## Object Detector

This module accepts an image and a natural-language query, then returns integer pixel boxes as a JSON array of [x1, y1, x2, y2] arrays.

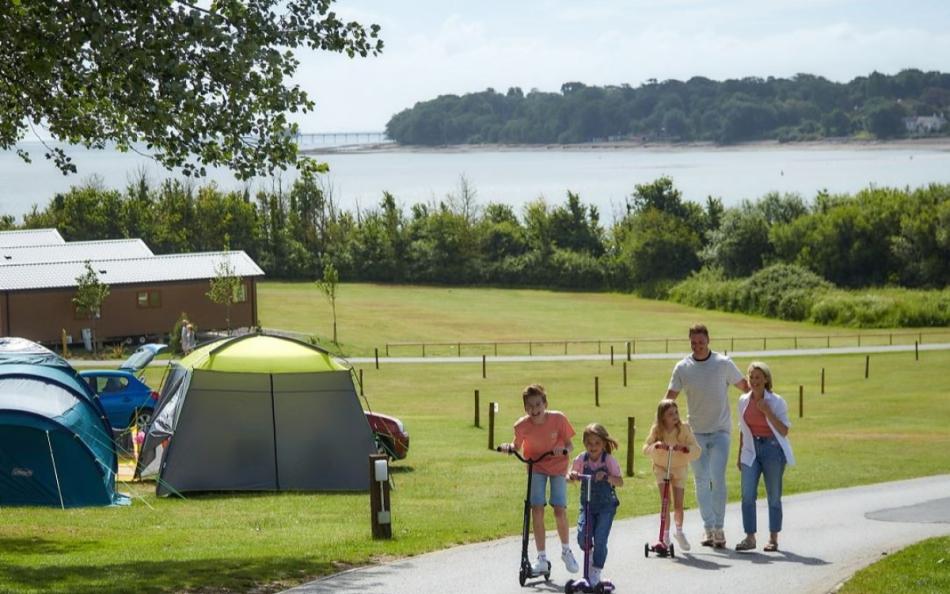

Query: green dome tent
[[136, 334, 376, 495]]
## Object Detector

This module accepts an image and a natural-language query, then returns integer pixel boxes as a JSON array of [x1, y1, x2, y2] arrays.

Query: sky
[[293, 0, 950, 132]]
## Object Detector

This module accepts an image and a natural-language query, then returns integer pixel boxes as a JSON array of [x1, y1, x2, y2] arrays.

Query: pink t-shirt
[[571, 452, 622, 478], [743, 401, 774, 437], [513, 411, 575, 476]]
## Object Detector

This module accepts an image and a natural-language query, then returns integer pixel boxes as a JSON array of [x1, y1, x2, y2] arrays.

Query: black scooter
[[497, 445, 568, 587]]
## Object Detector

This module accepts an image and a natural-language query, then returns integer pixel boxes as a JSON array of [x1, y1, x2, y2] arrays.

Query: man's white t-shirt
[[667, 352, 744, 433]]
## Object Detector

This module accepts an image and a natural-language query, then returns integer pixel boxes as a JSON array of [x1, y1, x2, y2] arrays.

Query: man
[[666, 324, 749, 548]]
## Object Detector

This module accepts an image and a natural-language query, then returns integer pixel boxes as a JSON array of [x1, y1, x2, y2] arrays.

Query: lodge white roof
[[0, 228, 65, 247], [0, 239, 154, 265], [0, 251, 265, 291]]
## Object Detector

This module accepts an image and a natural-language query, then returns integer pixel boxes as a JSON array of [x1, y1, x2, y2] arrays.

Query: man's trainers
[[532, 556, 550, 575], [713, 528, 727, 548], [561, 548, 579, 573], [700, 530, 714, 547], [674, 530, 691, 552]]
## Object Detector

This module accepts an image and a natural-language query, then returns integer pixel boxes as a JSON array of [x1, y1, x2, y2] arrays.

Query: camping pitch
[[137, 334, 377, 495], [0, 337, 122, 507]]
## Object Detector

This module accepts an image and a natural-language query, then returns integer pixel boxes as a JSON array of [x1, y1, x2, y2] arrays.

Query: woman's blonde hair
[[583, 423, 619, 454], [747, 361, 773, 391]]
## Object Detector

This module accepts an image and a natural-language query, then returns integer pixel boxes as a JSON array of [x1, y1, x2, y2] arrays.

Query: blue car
[[80, 344, 167, 432]]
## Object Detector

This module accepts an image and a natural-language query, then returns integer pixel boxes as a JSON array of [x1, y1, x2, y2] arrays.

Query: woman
[[735, 361, 795, 552]]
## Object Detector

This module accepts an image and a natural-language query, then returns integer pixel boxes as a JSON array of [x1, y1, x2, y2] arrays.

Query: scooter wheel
[[565, 581, 574, 594], [519, 567, 527, 587], [644, 542, 650, 557], [670, 542, 676, 558], [544, 560, 551, 581]]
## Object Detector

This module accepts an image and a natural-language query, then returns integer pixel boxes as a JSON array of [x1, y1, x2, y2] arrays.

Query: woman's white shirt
[[737, 390, 796, 467]]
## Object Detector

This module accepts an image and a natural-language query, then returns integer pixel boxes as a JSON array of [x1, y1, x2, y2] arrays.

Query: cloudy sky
[[293, 0, 950, 132]]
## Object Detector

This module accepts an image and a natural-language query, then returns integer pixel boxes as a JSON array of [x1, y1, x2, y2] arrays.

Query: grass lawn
[[257, 282, 950, 357], [2, 348, 949, 593], [838, 536, 950, 594]]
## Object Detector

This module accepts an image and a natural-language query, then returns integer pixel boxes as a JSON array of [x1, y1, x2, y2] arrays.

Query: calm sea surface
[[2, 142, 950, 221]]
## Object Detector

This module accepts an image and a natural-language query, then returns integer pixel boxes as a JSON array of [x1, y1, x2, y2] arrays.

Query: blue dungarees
[[576, 452, 620, 570]]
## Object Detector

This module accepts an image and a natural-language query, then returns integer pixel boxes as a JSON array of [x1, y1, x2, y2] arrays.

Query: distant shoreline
[[302, 136, 950, 155]]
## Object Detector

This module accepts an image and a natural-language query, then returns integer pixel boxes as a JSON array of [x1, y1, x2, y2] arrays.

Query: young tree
[[73, 261, 110, 355], [1, 1, 382, 178], [316, 262, 340, 344], [206, 255, 243, 335]]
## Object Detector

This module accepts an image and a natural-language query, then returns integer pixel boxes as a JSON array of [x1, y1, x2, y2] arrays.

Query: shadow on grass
[[390, 465, 415, 474], [0, 537, 95, 556], [0, 554, 336, 594]]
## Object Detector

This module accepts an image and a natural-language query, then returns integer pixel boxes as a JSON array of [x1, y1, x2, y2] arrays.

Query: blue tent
[[0, 338, 120, 507]]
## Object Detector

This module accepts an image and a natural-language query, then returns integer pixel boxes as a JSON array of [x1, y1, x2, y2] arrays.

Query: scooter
[[644, 442, 678, 559], [565, 473, 615, 594], [497, 445, 568, 587]]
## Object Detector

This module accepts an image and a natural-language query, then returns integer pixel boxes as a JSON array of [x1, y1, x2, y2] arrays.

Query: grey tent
[[136, 334, 376, 495]]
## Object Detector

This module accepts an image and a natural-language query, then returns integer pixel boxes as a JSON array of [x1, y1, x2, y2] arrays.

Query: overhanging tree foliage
[[0, 0, 382, 178]]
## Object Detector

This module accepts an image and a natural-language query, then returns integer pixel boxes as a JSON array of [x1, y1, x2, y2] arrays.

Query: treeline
[[10, 174, 949, 326], [385, 69, 950, 145]]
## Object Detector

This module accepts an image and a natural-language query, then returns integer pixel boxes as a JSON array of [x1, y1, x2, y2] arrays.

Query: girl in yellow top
[[643, 398, 701, 550]]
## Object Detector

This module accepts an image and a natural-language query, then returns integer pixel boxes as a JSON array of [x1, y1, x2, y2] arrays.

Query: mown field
[[2, 344, 949, 593], [256, 282, 950, 357]]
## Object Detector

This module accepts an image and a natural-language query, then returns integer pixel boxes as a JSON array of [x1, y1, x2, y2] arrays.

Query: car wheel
[[132, 408, 153, 433]]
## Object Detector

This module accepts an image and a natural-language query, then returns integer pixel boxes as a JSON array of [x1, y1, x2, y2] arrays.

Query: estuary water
[[2, 141, 949, 221]]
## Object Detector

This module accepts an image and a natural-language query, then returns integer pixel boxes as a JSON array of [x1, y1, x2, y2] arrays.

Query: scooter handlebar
[[496, 445, 568, 464]]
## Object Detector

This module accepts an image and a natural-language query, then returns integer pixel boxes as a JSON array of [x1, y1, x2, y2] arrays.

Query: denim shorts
[[530, 472, 567, 507]]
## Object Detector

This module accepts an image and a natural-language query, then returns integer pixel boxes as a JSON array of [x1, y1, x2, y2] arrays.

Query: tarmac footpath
[[283, 474, 950, 594]]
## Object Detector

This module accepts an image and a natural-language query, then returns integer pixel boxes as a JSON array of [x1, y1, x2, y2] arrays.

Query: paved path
[[66, 342, 950, 368], [283, 474, 950, 594]]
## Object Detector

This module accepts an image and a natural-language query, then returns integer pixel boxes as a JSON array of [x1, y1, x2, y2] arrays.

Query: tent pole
[[45, 431, 66, 510]]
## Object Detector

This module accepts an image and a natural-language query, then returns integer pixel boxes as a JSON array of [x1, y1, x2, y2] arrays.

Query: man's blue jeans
[[690, 431, 731, 530], [740, 437, 787, 534]]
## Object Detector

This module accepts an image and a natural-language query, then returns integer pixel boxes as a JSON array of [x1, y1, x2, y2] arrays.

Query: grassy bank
[[2, 349, 949, 593], [838, 536, 950, 593], [256, 282, 949, 357]]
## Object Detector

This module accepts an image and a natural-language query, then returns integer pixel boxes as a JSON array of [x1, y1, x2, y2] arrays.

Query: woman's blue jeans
[[740, 437, 787, 534]]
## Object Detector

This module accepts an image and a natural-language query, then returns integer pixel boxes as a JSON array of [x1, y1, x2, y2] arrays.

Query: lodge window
[[136, 290, 162, 308]]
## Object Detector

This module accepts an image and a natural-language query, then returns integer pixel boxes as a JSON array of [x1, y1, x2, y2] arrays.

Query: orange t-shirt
[[513, 411, 575, 476], [743, 400, 774, 437]]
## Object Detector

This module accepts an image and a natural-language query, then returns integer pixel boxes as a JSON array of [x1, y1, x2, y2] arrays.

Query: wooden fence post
[[594, 377, 600, 407], [865, 355, 869, 379], [482, 354, 486, 379], [623, 361, 628, 387], [374, 347, 379, 369], [359, 369, 364, 396], [821, 368, 825, 394], [610, 345, 614, 366], [474, 390, 480, 427], [799, 385, 803, 418], [488, 402, 497, 450], [626, 341, 631, 361], [626, 417, 636, 477], [915, 341, 919, 361]]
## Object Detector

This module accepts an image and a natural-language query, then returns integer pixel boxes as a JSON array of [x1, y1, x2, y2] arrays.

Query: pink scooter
[[644, 443, 686, 559], [565, 473, 615, 593]]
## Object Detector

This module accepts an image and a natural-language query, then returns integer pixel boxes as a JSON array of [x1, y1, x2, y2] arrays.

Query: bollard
[[610, 345, 614, 366], [482, 354, 486, 379], [821, 368, 825, 394], [865, 355, 869, 379], [799, 385, 803, 418], [488, 402, 498, 450], [623, 361, 628, 387], [626, 417, 636, 477], [594, 377, 600, 407], [474, 390, 480, 428], [369, 454, 392, 539], [374, 347, 380, 370]]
